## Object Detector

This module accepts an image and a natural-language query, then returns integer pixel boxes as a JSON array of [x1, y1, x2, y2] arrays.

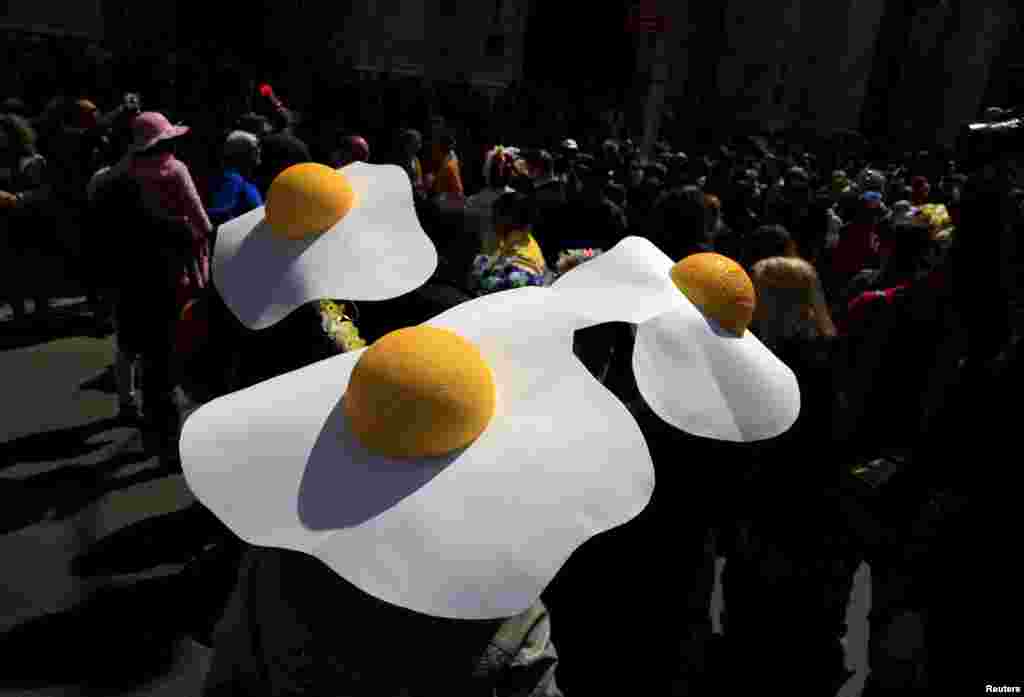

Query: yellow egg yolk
[[670, 252, 756, 335], [265, 163, 357, 240], [343, 326, 497, 458]]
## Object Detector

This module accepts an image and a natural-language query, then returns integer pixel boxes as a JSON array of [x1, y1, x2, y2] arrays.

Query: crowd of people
[[1, 79, 1022, 696]]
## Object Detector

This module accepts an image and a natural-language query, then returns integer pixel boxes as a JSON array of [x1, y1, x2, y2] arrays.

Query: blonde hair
[[750, 256, 836, 343]]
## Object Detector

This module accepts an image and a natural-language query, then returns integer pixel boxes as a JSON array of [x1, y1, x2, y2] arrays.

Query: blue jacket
[[207, 169, 263, 227]]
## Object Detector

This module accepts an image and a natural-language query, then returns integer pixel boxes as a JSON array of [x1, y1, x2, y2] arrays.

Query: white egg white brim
[[551, 236, 680, 324], [213, 161, 438, 330], [553, 236, 800, 442], [634, 309, 800, 441], [180, 287, 654, 620]]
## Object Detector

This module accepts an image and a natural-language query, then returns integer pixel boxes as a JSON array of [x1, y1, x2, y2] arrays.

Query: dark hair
[[400, 129, 422, 147], [1, 98, 29, 118], [747, 224, 794, 267], [236, 113, 272, 136], [523, 149, 553, 175], [604, 181, 627, 207], [649, 186, 707, 259], [877, 220, 933, 274], [0, 113, 37, 155], [493, 191, 533, 228]]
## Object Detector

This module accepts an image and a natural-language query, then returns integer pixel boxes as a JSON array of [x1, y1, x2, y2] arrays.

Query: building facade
[[328, 0, 530, 88], [3, 0, 1018, 146]]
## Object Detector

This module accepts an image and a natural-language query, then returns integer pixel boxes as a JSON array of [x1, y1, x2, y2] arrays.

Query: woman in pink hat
[[94, 111, 213, 299]]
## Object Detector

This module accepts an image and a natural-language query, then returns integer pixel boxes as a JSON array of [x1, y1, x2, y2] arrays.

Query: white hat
[[181, 287, 654, 619], [223, 129, 260, 159], [552, 236, 800, 442], [213, 161, 438, 329]]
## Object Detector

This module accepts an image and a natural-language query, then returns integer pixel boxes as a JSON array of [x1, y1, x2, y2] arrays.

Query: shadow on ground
[[0, 304, 111, 352], [0, 451, 176, 535], [78, 364, 118, 395], [0, 417, 124, 471], [0, 545, 243, 692], [0, 574, 190, 693], [70, 503, 234, 578]]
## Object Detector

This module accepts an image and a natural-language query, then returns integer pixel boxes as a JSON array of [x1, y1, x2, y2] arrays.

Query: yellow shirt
[[496, 227, 547, 276]]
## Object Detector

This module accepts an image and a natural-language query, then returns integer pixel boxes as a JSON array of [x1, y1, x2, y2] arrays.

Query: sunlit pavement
[[0, 303, 211, 695], [0, 299, 871, 696]]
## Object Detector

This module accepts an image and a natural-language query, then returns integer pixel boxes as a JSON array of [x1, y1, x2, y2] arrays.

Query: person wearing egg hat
[[187, 162, 655, 694], [543, 238, 801, 694]]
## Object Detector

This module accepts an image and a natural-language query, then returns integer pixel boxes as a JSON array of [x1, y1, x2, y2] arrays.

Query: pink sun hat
[[130, 111, 190, 152]]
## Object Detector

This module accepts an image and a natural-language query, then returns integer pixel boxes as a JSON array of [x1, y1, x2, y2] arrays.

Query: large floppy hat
[[213, 161, 438, 329], [180, 286, 654, 619], [552, 236, 800, 442], [130, 111, 190, 152]]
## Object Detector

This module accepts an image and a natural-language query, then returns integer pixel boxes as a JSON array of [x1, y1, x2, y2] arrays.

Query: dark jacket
[[203, 547, 563, 696], [355, 261, 474, 344], [543, 394, 754, 695], [255, 133, 312, 197]]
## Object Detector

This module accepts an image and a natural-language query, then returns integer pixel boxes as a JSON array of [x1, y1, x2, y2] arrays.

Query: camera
[[957, 106, 1024, 177]]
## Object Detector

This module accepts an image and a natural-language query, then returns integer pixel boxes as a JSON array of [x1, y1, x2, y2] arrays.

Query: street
[[0, 300, 211, 696], [0, 298, 871, 696]]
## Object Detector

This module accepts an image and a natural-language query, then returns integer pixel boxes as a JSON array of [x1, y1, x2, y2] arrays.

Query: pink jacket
[[128, 152, 212, 243], [128, 152, 213, 294]]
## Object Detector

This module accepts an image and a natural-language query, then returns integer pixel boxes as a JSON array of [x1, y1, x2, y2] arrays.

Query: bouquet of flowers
[[471, 255, 547, 295], [318, 300, 367, 353], [555, 248, 603, 276]]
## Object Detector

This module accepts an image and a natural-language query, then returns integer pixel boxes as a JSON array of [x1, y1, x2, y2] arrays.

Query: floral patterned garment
[[471, 226, 549, 295], [471, 255, 547, 294]]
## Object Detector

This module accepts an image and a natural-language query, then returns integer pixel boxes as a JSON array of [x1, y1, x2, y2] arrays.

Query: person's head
[[858, 168, 887, 194], [0, 113, 37, 156], [223, 130, 261, 173], [856, 190, 887, 223], [911, 175, 930, 204], [1, 98, 29, 119], [523, 149, 554, 180], [734, 168, 761, 202], [400, 128, 422, 157], [786, 166, 810, 191], [332, 134, 369, 168], [440, 131, 457, 154], [629, 159, 646, 188], [602, 139, 621, 162], [943, 173, 968, 205], [703, 193, 722, 235], [644, 162, 668, 186], [831, 169, 850, 194], [70, 99, 99, 131], [750, 256, 836, 346], [236, 113, 273, 138], [483, 145, 516, 190], [665, 153, 690, 189], [604, 181, 627, 208], [649, 186, 708, 258], [493, 190, 533, 231], [876, 219, 936, 276], [747, 224, 797, 267]]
